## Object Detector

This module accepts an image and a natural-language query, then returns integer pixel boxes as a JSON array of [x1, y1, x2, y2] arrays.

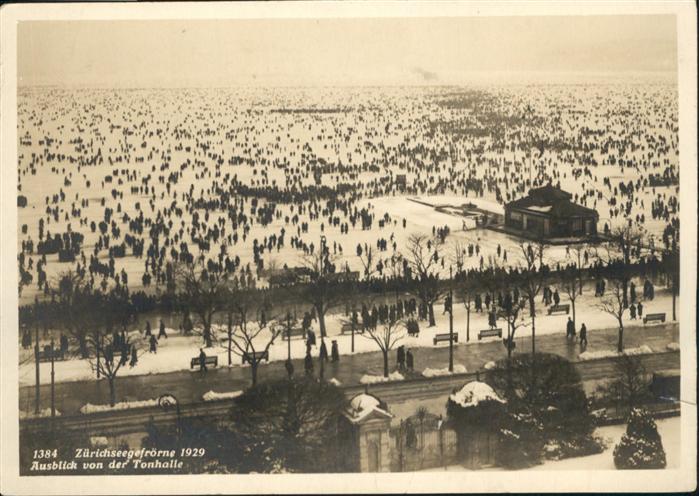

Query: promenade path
[[19, 323, 678, 416]]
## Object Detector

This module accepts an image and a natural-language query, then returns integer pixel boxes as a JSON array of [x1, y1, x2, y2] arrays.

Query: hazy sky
[[18, 15, 677, 87]]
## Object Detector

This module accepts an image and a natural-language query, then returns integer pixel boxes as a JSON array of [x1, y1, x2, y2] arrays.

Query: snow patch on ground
[[329, 378, 342, 386], [90, 436, 109, 447], [483, 361, 497, 370], [359, 371, 405, 384], [202, 390, 243, 402], [422, 364, 467, 377], [666, 342, 680, 351], [80, 398, 159, 414], [19, 408, 61, 419], [579, 345, 653, 361]]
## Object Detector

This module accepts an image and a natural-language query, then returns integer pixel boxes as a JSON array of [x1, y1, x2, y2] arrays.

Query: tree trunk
[[529, 297, 536, 356], [108, 377, 116, 407], [617, 323, 624, 353], [227, 330, 232, 366], [383, 350, 389, 378], [251, 362, 258, 387], [427, 302, 436, 327], [35, 327, 40, 414], [672, 279, 677, 321], [203, 321, 212, 348], [318, 306, 327, 338], [96, 337, 101, 379]]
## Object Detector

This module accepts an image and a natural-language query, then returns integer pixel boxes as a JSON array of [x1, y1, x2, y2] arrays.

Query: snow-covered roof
[[526, 205, 553, 213], [345, 393, 392, 423], [449, 381, 506, 408]]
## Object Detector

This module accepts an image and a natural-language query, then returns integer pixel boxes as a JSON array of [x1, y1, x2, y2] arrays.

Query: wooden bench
[[37, 348, 65, 362], [547, 304, 570, 315], [643, 313, 666, 324], [190, 355, 218, 369], [433, 333, 458, 345], [478, 328, 502, 340], [284, 327, 306, 340], [242, 350, 269, 365], [340, 322, 364, 335]]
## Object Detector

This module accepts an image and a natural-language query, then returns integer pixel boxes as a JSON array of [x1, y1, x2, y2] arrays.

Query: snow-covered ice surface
[[421, 415, 680, 471]]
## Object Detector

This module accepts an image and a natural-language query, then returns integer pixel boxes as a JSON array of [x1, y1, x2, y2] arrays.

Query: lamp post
[[50, 337, 56, 419], [448, 266, 454, 373], [319, 235, 327, 380]]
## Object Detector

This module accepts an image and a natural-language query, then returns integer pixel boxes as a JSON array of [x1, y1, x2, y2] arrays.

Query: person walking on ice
[[158, 319, 168, 339], [149, 334, 157, 353]]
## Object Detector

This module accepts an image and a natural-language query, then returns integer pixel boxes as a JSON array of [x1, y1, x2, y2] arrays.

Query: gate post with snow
[[446, 381, 506, 469], [342, 393, 393, 472]]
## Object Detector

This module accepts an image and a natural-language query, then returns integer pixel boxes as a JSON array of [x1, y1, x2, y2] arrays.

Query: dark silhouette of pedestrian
[[304, 351, 314, 375], [145, 321, 152, 337], [406, 349, 414, 371], [331, 340, 339, 362], [579, 323, 588, 348], [158, 319, 167, 339], [397, 345, 405, 370], [637, 302, 643, 318], [307, 329, 316, 348], [630, 304, 637, 320], [149, 334, 157, 353], [129, 345, 138, 367], [319, 340, 329, 362], [566, 317, 575, 339], [198, 348, 207, 373]]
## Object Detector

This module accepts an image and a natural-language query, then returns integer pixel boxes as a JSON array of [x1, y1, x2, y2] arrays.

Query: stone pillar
[[357, 419, 392, 472]]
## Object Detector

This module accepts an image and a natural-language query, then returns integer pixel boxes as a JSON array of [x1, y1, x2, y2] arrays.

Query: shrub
[[496, 410, 545, 468], [613, 408, 666, 469], [487, 353, 603, 461]]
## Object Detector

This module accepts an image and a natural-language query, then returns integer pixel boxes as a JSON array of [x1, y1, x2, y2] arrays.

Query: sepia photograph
[[1, 1, 696, 494]]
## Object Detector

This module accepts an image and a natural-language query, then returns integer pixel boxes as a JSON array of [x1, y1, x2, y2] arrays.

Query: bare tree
[[403, 233, 445, 327], [518, 241, 548, 357], [559, 263, 582, 330], [299, 245, 343, 339], [363, 316, 406, 378], [598, 278, 627, 352], [175, 260, 229, 348], [453, 241, 477, 342], [224, 303, 283, 386], [496, 292, 529, 360], [596, 353, 652, 417], [86, 288, 141, 406], [357, 244, 377, 281], [53, 270, 92, 359], [608, 224, 645, 307]]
